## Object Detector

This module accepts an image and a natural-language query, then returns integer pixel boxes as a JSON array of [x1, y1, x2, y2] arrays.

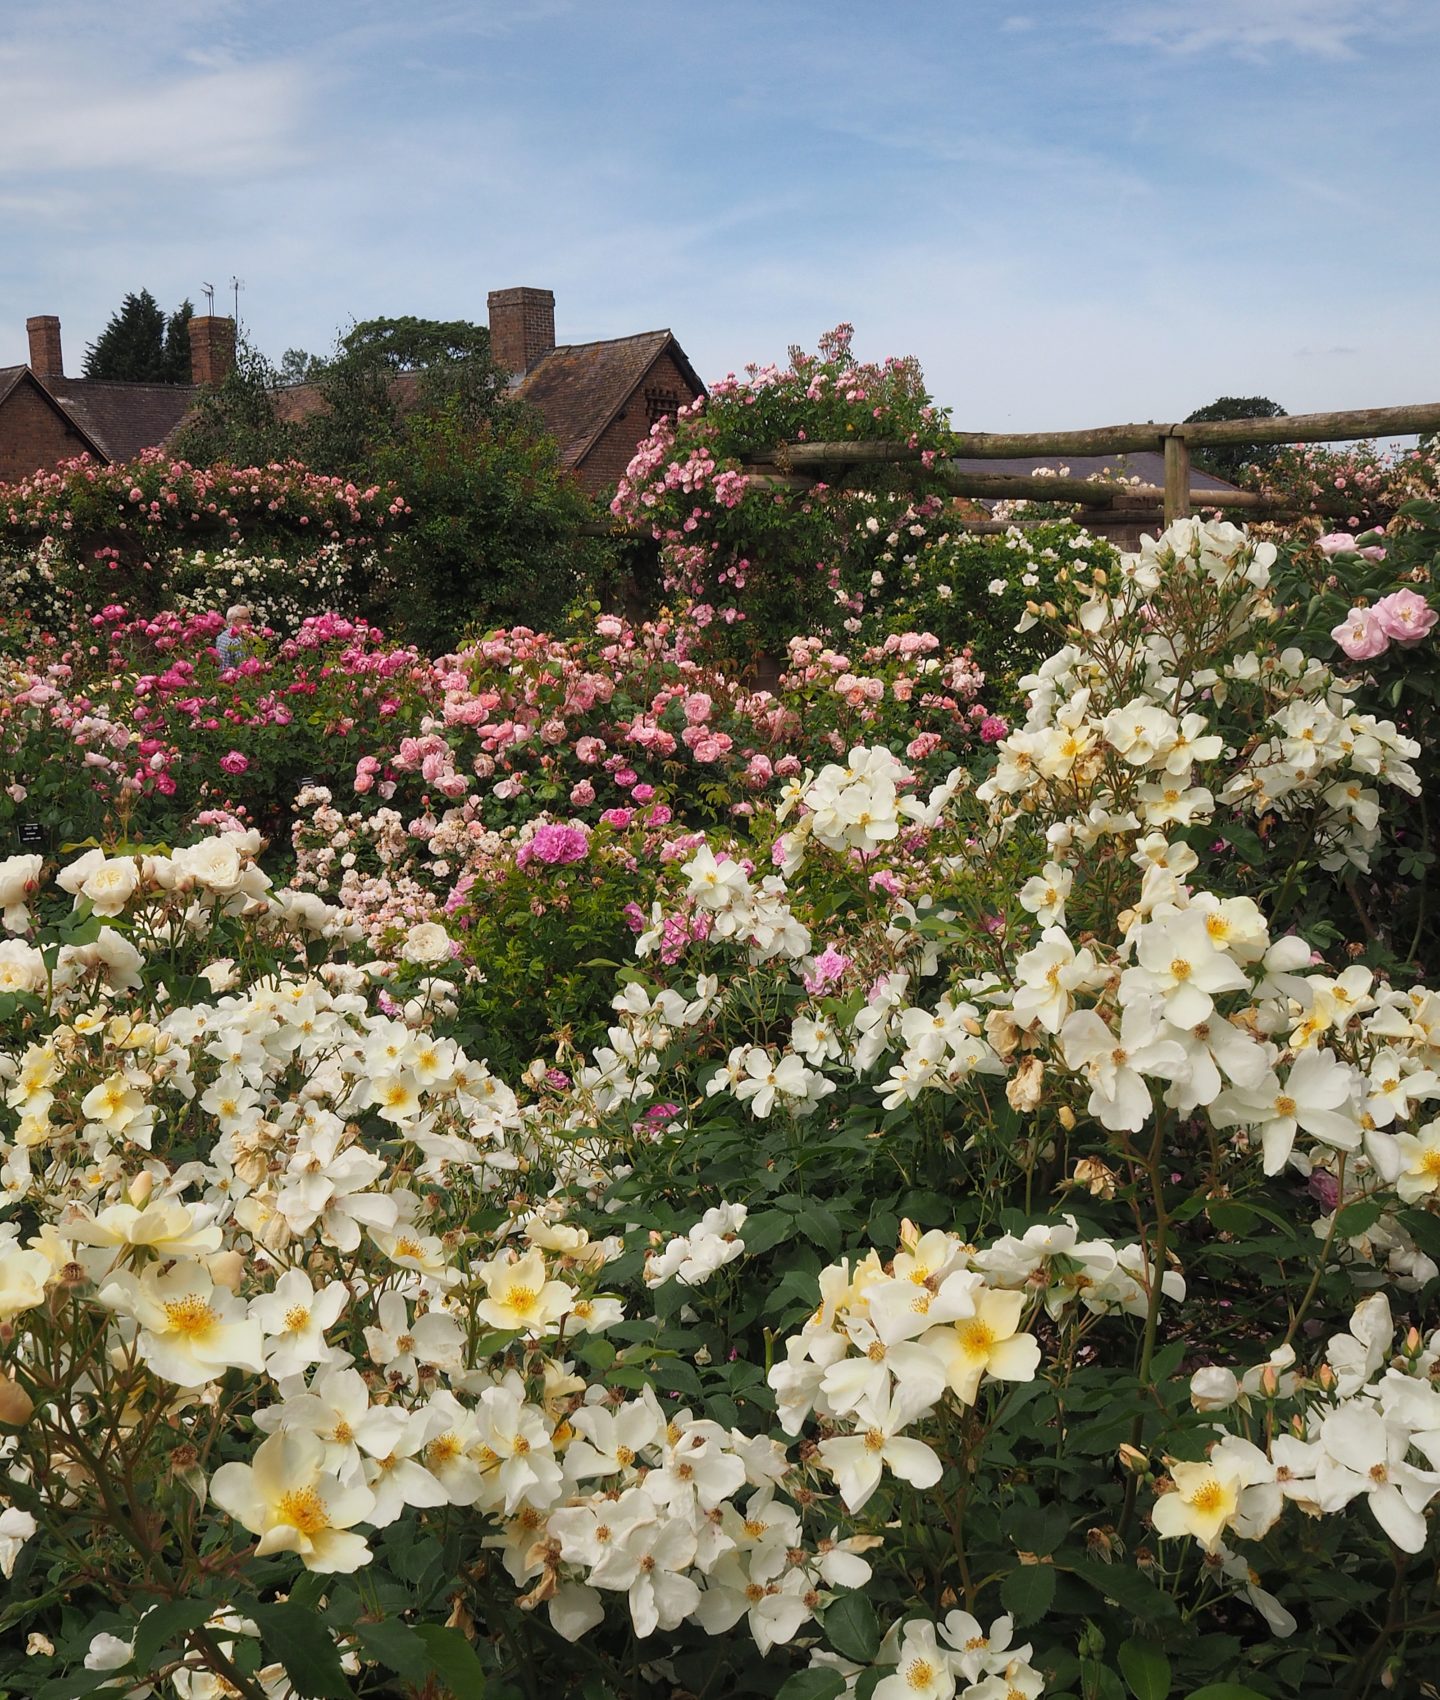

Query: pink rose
[[1316, 532, 1360, 557], [1373, 588, 1437, 646], [219, 750, 249, 775], [1331, 607, 1389, 661]]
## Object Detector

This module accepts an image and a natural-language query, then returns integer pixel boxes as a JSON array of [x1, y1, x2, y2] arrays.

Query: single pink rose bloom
[[1373, 587, 1437, 645], [1331, 607, 1389, 661], [1316, 532, 1360, 557]]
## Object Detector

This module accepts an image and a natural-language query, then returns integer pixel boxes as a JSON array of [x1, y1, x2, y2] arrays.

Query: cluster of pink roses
[[1331, 587, 1437, 661]]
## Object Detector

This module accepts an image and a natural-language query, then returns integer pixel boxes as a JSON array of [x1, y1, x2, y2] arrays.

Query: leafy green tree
[[278, 347, 327, 386], [298, 316, 509, 478], [169, 333, 298, 471], [83, 290, 195, 383], [373, 400, 596, 649], [1184, 394, 1288, 483]]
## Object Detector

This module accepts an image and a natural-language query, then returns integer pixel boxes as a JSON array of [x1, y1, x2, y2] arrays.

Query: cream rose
[[0, 854, 43, 933], [401, 922, 452, 964], [79, 858, 141, 917]]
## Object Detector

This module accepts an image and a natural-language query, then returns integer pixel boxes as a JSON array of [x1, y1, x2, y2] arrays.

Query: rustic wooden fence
[[743, 401, 1440, 529]]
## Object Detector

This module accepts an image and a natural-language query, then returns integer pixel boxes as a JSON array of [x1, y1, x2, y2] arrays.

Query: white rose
[[402, 922, 452, 964], [0, 940, 47, 995], [0, 853, 43, 931], [174, 838, 243, 895], [79, 858, 141, 917], [56, 847, 106, 897]]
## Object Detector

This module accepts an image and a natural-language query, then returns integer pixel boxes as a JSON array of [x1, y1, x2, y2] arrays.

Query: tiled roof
[[272, 372, 425, 426], [515, 332, 700, 468], [44, 376, 197, 464]]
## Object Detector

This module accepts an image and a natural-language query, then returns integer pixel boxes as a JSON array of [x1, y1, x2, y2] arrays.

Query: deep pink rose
[[219, 750, 250, 775]]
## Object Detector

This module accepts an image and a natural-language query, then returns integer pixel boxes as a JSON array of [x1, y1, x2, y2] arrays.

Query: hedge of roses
[[4, 518, 1440, 1700], [0, 453, 402, 631]]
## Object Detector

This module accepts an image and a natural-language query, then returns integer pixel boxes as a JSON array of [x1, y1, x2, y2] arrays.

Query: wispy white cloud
[[1103, 0, 1421, 59], [0, 59, 309, 178]]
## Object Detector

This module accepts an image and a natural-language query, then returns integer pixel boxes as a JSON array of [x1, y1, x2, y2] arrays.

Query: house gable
[[0, 367, 107, 482], [514, 331, 705, 493]]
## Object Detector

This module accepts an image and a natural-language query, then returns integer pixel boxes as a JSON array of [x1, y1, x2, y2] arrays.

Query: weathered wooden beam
[[1181, 402, 1440, 449], [1163, 431, 1192, 525], [764, 401, 1440, 466]]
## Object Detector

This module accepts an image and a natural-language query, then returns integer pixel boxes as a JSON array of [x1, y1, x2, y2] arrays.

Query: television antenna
[[202, 281, 215, 315], [230, 276, 244, 326]]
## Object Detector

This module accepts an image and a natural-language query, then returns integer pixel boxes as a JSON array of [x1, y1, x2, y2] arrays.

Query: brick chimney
[[188, 315, 236, 386], [487, 286, 555, 377], [26, 315, 63, 378]]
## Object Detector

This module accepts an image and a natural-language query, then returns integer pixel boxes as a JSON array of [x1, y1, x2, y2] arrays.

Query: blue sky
[[2, 0, 1437, 430]]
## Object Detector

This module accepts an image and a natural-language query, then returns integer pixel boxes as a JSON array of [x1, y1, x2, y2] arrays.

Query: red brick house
[[3, 292, 704, 496], [0, 314, 235, 483], [489, 288, 705, 493]]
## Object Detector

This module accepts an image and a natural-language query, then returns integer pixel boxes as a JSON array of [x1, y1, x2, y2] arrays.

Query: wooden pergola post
[[1163, 430, 1192, 526]]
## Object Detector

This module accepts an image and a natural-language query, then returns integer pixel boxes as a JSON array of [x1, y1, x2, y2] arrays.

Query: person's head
[[225, 604, 253, 628]]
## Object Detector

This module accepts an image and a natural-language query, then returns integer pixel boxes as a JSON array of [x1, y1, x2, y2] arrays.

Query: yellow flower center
[[1274, 1095, 1297, 1118], [1418, 1151, 1440, 1180], [955, 1319, 996, 1360], [743, 1518, 768, 1539], [163, 1295, 218, 1339], [393, 1237, 425, 1260], [1170, 958, 1192, 981], [904, 1660, 935, 1690], [863, 1426, 887, 1452], [505, 1285, 538, 1316], [276, 1487, 329, 1536], [427, 1433, 462, 1467], [615, 1444, 636, 1466], [1189, 1479, 1226, 1514], [331, 1420, 354, 1445], [283, 1305, 311, 1333]]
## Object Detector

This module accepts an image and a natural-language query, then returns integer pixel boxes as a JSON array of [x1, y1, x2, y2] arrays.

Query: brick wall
[[0, 381, 93, 483], [488, 288, 556, 377], [576, 349, 703, 494]]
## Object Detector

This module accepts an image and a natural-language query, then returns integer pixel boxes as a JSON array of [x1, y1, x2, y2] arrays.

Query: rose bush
[[3, 519, 1440, 1700]]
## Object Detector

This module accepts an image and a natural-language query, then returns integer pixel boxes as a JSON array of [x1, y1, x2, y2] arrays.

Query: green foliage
[[1184, 395, 1288, 484], [82, 289, 195, 384], [373, 399, 596, 648], [169, 333, 300, 473], [170, 316, 595, 643]]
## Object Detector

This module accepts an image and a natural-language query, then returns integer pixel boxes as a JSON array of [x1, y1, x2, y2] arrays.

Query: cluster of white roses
[[976, 516, 1419, 871], [644, 1201, 748, 1288], [0, 834, 359, 1010], [0, 838, 898, 1675], [849, 1610, 1044, 1700], [574, 973, 719, 1114], [767, 1222, 1176, 1516], [1154, 1292, 1440, 1582]]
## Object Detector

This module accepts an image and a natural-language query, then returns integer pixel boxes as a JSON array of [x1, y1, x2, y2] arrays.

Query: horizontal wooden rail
[[772, 401, 1440, 466], [748, 465, 1358, 518]]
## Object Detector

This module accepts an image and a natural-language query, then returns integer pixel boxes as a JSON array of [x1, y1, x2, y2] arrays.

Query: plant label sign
[[18, 822, 43, 848]]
